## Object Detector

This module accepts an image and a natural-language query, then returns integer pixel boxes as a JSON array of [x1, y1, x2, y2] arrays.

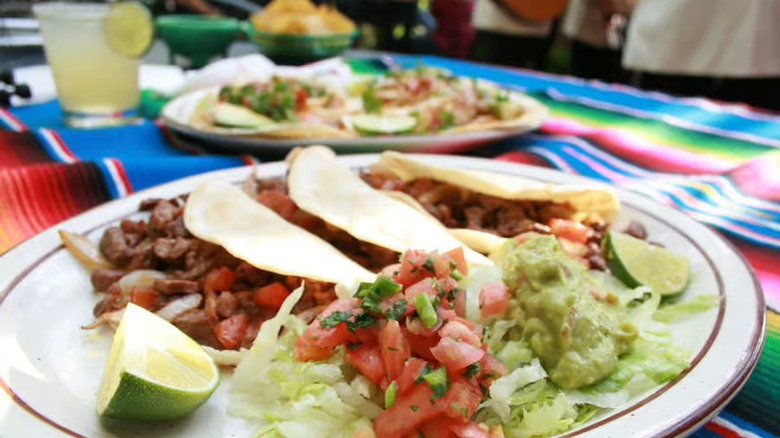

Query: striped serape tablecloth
[[1, 54, 778, 438]]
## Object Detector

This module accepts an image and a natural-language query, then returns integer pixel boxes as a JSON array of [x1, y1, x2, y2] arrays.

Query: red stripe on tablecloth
[[104, 158, 133, 197], [0, 108, 27, 132], [0, 131, 53, 168], [39, 128, 78, 163], [0, 163, 112, 254], [706, 421, 750, 438]]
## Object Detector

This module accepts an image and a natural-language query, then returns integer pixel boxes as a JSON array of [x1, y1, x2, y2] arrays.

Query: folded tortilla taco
[[364, 151, 620, 257], [67, 179, 377, 360], [285, 146, 492, 268]]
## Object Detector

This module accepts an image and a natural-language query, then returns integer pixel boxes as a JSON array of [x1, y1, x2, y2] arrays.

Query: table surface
[[1, 53, 779, 438]]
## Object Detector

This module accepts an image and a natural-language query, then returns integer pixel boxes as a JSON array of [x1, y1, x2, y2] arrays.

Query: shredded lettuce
[[462, 264, 503, 322], [485, 359, 548, 421], [653, 294, 720, 323], [230, 284, 381, 438]]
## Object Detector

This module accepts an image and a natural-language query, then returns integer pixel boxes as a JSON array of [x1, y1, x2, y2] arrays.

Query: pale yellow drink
[[34, 3, 141, 127]]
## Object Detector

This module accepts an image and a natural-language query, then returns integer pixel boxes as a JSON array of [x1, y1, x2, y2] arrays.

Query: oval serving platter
[[0, 154, 765, 438]]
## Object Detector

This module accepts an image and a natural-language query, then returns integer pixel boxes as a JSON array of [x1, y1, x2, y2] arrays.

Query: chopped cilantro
[[347, 313, 377, 333], [422, 256, 436, 274], [385, 299, 408, 320], [356, 277, 402, 315], [410, 405, 419, 412], [421, 367, 449, 400], [463, 362, 482, 378], [439, 110, 455, 130], [415, 363, 433, 384], [319, 310, 353, 329], [362, 86, 383, 114]]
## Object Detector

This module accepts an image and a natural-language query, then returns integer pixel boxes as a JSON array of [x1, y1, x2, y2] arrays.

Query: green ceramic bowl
[[243, 22, 358, 65], [156, 15, 240, 68]]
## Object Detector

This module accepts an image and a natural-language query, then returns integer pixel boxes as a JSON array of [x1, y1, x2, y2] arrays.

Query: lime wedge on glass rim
[[604, 231, 691, 296], [97, 304, 219, 421], [104, 1, 154, 58], [349, 114, 417, 135]]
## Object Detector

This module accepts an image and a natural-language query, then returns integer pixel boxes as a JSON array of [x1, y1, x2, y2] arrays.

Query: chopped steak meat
[[172, 309, 221, 349], [154, 278, 200, 295], [90, 269, 126, 292], [89, 184, 400, 351], [362, 170, 613, 270]]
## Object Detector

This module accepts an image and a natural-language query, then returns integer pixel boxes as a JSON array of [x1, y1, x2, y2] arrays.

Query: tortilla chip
[[377, 151, 620, 222], [286, 146, 493, 268], [184, 179, 375, 297]]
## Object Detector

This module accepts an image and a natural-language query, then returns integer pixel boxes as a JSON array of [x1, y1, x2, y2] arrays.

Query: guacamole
[[502, 234, 637, 390]]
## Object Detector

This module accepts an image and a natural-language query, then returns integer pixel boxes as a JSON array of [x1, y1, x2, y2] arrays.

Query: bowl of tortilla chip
[[244, 0, 358, 63]]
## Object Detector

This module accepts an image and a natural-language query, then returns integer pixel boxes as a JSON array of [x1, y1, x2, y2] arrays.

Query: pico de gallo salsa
[[295, 248, 509, 438]]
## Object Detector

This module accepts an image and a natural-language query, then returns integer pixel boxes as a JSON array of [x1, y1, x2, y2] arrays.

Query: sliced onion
[[201, 345, 246, 367], [81, 309, 124, 330], [155, 294, 202, 321], [58, 230, 112, 272], [117, 270, 167, 296]]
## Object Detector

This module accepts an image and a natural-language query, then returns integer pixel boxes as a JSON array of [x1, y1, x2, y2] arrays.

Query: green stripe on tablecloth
[[728, 312, 780, 434], [537, 96, 774, 162]]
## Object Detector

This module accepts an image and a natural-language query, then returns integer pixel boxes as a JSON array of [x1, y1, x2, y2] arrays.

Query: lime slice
[[604, 231, 690, 296], [349, 114, 417, 135], [212, 102, 274, 128], [97, 304, 219, 421], [104, 2, 154, 58]]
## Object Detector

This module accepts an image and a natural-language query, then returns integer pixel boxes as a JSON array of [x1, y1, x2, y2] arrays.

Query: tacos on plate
[[363, 151, 620, 267], [285, 146, 492, 268]]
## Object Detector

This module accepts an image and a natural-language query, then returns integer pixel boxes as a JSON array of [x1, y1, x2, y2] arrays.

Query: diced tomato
[[354, 326, 380, 345], [346, 343, 386, 384], [253, 282, 291, 309], [437, 307, 459, 324], [437, 277, 459, 296], [443, 247, 468, 277], [453, 316, 483, 340], [301, 299, 359, 348], [419, 416, 457, 438], [450, 422, 490, 438], [295, 88, 308, 111], [406, 316, 440, 337], [257, 190, 298, 221], [431, 255, 452, 281], [204, 266, 235, 293], [404, 329, 440, 362], [379, 319, 411, 380], [213, 313, 249, 350], [395, 250, 435, 287], [374, 383, 442, 438], [440, 377, 483, 421], [405, 278, 438, 310], [453, 289, 466, 318], [548, 218, 590, 244], [380, 263, 402, 279], [439, 321, 482, 347], [479, 282, 509, 319], [380, 293, 415, 319], [395, 357, 431, 394], [479, 354, 508, 385], [294, 336, 334, 361], [130, 287, 159, 310], [431, 337, 485, 372]]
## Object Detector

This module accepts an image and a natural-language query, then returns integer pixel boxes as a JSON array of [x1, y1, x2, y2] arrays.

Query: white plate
[[160, 88, 549, 154], [0, 155, 765, 438]]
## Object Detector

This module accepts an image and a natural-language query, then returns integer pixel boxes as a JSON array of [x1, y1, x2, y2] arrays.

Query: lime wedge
[[604, 231, 690, 296], [97, 304, 219, 421], [349, 114, 417, 135], [213, 102, 275, 128], [104, 2, 154, 58]]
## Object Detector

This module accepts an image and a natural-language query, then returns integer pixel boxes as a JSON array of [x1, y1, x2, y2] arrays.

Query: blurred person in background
[[470, 0, 564, 70], [430, 0, 476, 58], [623, 0, 780, 110], [562, 0, 634, 83]]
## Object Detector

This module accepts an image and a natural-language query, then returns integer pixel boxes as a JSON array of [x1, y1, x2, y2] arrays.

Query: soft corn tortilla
[[286, 146, 493, 268], [184, 179, 375, 297], [377, 151, 620, 222]]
